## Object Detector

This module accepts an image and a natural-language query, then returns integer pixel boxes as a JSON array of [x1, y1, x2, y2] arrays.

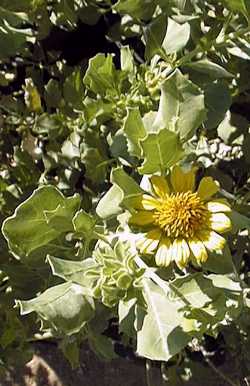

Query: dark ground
[[0, 342, 243, 386]]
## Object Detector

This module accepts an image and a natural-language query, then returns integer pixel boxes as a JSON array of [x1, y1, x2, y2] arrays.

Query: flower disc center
[[153, 191, 209, 238]]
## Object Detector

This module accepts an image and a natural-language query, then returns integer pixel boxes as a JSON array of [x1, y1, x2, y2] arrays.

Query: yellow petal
[[155, 237, 173, 266], [141, 194, 161, 210], [129, 211, 155, 226], [137, 229, 161, 254], [189, 239, 208, 264], [150, 175, 169, 198], [210, 213, 232, 233], [197, 177, 219, 200], [199, 230, 225, 252], [174, 239, 190, 268], [206, 199, 231, 213], [171, 165, 197, 193]]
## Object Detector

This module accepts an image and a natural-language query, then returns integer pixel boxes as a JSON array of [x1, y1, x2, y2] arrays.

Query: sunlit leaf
[[153, 70, 207, 140], [138, 128, 184, 174], [2, 186, 80, 258], [162, 18, 190, 54], [137, 279, 190, 361], [18, 282, 95, 335]]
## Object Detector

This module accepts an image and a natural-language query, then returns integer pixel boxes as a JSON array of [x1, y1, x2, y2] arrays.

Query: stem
[[161, 362, 169, 384], [200, 346, 239, 386], [134, 255, 192, 307], [176, 26, 250, 67], [145, 359, 154, 386], [134, 255, 171, 295]]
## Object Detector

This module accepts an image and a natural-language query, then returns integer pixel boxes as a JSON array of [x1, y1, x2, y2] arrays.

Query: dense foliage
[[0, 0, 250, 384]]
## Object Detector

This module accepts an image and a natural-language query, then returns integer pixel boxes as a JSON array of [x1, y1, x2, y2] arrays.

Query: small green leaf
[[73, 210, 95, 237], [96, 185, 123, 219], [217, 111, 248, 144], [24, 78, 42, 112], [120, 46, 135, 74], [88, 331, 117, 360], [144, 14, 167, 60], [223, 0, 249, 20], [111, 167, 143, 209], [154, 70, 206, 140], [184, 60, 234, 79], [113, 0, 155, 19], [82, 147, 109, 185], [47, 256, 98, 289], [83, 54, 116, 95], [18, 282, 95, 335], [123, 108, 146, 157], [208, 274, 241, 292], [45, 79, 62, 108], [60, 338, 80, 369], [61, 132, 80, 159], [162, 18, 190, 54], [138, 128, 184, 174], [118, 298, 137, 336], [63, 69, 85, 110], [229, 210, 250, 232]]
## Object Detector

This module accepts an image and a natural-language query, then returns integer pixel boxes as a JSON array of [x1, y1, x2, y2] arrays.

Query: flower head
[[129, 166, 231, 269]]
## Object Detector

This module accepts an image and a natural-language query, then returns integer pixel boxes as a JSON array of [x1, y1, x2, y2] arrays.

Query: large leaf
[[169, 272, 242, 336], [18, 282, 95, 335], [138, 128, 184, 174], [202, 245, 234, 274], [137, 279, 190, 361], [204, 82, 231, 130], [169, 273, 216, 308], [162, 18, 190, 54], [2, 186, 80, 259], [153, 70, 206, 140], [170, 273, 241, 306]]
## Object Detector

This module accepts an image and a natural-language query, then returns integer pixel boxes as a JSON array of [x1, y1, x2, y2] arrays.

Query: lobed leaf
[[2, 186, 81, 259], [153, 69, 207, 140], [18, 282, 95, 335]]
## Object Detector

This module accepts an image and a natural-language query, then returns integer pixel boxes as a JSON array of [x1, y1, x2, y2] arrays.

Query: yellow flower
[[129, 166, 231, 269]]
